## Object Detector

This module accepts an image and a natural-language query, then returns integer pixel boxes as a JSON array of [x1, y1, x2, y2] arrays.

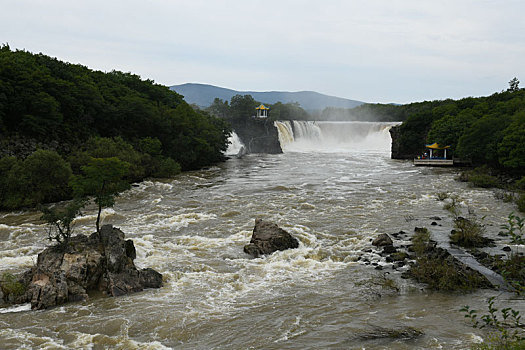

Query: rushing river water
[[0, 121, 522, 349]]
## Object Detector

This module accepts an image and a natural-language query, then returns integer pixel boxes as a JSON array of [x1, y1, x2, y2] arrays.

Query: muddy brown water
[[0, 122, 522, 349]]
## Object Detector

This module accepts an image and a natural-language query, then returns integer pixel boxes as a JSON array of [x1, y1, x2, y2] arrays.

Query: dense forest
[[391, 80, 524, 171], [0, 45, 231, 210]]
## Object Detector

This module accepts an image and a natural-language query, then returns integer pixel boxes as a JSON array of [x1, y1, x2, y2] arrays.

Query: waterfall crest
[[274, 120, 399, 153]]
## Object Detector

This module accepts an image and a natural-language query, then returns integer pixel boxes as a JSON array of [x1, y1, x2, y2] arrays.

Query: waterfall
[[274, 120, 400, 153], [225, 131, 246, 156], [275, 121, 294, 146]]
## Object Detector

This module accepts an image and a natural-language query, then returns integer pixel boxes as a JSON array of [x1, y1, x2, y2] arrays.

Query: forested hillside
[[391, 82, 525, 174], [0, 45, 230, 210]]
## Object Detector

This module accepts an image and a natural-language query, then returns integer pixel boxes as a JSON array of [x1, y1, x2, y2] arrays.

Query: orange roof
[[256, 104, 269, 110], [426, 142, 450, 149]]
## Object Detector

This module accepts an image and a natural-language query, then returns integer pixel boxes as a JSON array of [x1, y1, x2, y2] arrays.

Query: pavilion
[[255, 104, 269, 118], [413, 143, 454, 166]]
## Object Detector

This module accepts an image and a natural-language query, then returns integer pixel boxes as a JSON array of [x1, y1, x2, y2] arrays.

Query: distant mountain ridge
[[170, 83, 365, 111]]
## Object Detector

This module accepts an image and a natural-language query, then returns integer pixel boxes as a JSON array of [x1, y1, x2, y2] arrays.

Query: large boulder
[[3, 225, 162, 310], [372, 233, 393, 247], [243, 219, 299, 258]]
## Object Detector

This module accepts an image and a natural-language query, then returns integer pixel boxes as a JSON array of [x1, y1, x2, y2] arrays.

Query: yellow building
[[255, 104, 269, 118]]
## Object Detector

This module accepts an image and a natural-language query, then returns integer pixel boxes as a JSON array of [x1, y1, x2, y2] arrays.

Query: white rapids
[[0, 120, 521, 349]]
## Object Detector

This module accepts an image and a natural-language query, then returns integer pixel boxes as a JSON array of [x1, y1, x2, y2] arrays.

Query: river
[[0, 121, 521, 349]]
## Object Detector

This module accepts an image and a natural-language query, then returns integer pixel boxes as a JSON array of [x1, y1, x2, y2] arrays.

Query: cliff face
[[229, 118, 282, 154], [389, 125, 424, 159]]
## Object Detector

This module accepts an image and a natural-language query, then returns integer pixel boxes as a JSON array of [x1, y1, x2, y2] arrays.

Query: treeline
[[316, 102, 433, 122], [392, 80, 525, 173], [206, 94, 437, 123], [0, 45, 230, 210], [206, 95, 310, 121]]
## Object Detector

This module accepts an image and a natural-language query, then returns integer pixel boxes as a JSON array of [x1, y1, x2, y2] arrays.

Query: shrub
[[409, 252, 489, 291], [459, 166, 503, 189], [515, 176, 525, 191], [0, 273, 26, 297], [0, 150, 71, 209], [461, 297, 525, 349], [412, 227, 431, 256], [500, 255, 525, 295], [138, 137, 162, 156], [517, 195, 525, 214], [469, 174, 501, 188], [450, 216, 490, 248], [408, 228, 490, 291], [69, 136, 146, 182], [39, 198, 86, 245], [23, 149, 72, 204], [500, 213, 525, 245], [154, 157, 181, 178]]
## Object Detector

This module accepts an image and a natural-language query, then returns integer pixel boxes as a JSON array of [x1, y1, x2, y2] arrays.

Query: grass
[[450, 216, 491, 248], [517, 195, 525, 213], [407, 228, 491, 291], [436, 191, 491, 248]]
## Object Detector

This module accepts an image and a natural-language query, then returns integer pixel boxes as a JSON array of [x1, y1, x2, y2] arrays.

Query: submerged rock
[[2, 225, 162, 310], [358, 325, 424, 340], [243, 219, 299, 258], [382, 245, 397, 254]]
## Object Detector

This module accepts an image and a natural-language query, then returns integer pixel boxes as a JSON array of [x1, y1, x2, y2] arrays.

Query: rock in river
[[372, 233, 393, 247], [243, 219, 299, 258], [1, 225, 162, 310]]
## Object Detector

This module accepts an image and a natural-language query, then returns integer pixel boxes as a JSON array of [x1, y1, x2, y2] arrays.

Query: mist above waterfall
[[275, 121, 398, 153]]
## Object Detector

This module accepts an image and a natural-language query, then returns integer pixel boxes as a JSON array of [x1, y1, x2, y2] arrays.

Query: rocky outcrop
[[389, 125, 424, 159], [0, 134, 69, 159], [1, 225, 162, 310], [229, 118, 282, 154], [244, 219, 299, 257]]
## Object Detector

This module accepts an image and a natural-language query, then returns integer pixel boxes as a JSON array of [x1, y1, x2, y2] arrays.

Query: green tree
[[39, 198, 86, 245], [70, 157, 130, 232], [427, 111, 476, 150], [269, 102, 309, 121], [229, 94, 258, 120], [498, 111, 525, 171], [138, 137, 162, 156], [69, 136, 148, 181], [207, 98, 230, 118], [0, 150, 71, 209], [508, 77, 520, 92], [23, 149, 72, 204], [457, 113, 512, 166]]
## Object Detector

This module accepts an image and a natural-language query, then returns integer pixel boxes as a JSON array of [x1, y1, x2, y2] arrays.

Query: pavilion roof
[[425, 142, 450, 149]]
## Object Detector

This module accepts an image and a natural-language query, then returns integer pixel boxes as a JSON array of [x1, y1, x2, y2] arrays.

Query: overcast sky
[[2, 0, 524, 103]]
